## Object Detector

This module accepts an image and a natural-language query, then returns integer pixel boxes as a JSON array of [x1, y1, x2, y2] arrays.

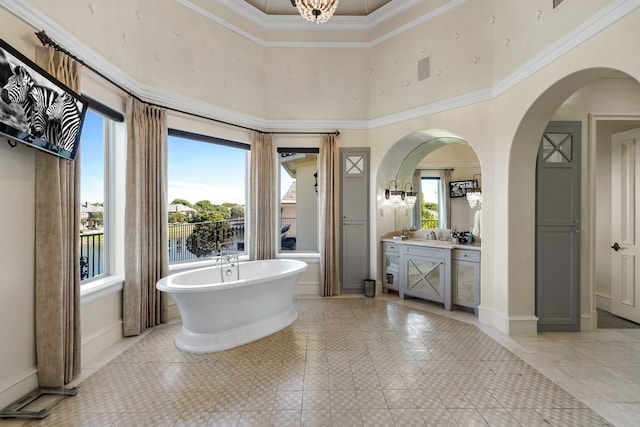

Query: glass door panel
[[385, 252, 400, 290], [406, 257, 442, 300], [454, 263, 475, 304]]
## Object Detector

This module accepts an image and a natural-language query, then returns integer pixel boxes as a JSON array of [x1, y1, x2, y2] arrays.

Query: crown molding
[[177, 0, 465, 48], [368, 89, 493, 129], [212, 0, 423, 32], [175, 0, 265, 46], [492, 0, 640, 98], [1, 0, 638, 133]]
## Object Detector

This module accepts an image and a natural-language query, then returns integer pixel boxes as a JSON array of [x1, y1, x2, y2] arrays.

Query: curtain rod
[[34, 31, 339, 137]]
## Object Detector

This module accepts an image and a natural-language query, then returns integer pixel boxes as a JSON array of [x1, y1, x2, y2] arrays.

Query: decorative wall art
[[449, 179, 478, 198]]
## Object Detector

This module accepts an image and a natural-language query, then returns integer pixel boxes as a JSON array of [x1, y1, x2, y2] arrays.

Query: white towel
[[472, 209, 482, 238]]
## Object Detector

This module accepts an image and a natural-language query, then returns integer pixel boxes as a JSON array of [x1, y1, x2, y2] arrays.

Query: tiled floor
[[2, 295, 637, 426]]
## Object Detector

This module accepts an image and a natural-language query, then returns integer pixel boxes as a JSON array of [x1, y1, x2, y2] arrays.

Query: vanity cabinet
[[381, 239, 479, 313], [452, 249, 480, 313], [383, 242, 400, 293], [403, 246, 450, 309]]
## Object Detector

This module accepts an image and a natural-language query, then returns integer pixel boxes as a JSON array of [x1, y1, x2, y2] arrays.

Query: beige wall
[[0, 141, 37, 406], [1, 0, 639, 408], [0, 10, 40, 408]]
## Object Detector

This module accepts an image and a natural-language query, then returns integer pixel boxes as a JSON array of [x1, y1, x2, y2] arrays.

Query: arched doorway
[[375, 129, 482, 286], [508, 68, 640, 333]]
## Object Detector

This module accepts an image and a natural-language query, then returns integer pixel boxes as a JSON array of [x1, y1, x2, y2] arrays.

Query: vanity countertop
[[381, 237, 481, 251]]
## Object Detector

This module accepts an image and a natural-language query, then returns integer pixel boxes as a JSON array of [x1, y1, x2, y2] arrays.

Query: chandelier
[[291, 0, 339, 24], [466, 174, 482, 208]]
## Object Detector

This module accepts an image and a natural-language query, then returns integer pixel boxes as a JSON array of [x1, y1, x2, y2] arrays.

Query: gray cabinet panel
[[452, 256, 480, 313], [342, 221, 368, 292], [536, 121, 581, 332], [340, 148, 369, 293], [342, 175, 367, 221]]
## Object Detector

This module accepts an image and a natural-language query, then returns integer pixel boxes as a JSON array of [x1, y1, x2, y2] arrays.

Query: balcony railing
[[78, 216, 313, 280], [80, 232, 104, 280], [422, 218, 439, 229], [79, 218, 247, 281], [168, 218, 245, 264]]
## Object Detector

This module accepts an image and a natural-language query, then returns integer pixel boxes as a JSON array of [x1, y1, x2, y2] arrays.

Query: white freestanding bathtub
[[156, 259, 308, 353]]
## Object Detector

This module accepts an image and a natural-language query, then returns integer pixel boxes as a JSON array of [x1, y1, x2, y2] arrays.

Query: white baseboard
[[81, 321, 124, 365], [295, 282, 320, 295], [477, 305, 538, 336], [596, 292, 611, 311], [0, 368, 38, 410], [581, 310, 598, 332]]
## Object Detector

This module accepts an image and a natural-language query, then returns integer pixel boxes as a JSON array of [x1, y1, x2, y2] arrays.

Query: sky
[[167, 135, 248, 205], [79, 110, 104, 204], [80, 110, 293, 206]]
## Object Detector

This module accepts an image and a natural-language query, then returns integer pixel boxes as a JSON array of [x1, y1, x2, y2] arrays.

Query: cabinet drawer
[[405, 245, 445, 259], [383, 242, 399, 253], [453, 249, 480, 262]]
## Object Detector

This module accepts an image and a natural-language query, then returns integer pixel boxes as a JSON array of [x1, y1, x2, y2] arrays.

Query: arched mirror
[[395, 141, 481, 238]]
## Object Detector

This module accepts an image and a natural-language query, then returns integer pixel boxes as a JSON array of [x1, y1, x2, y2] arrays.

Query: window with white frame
[[167, 130, 249, 263], [79, 109, 108, 282], [421, 176, 441, 229], [278, 148, 319, 253]]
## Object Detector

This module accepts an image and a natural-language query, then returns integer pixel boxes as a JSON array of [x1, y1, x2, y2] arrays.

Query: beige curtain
[[123, 97, 168, 336], [319, 134, 340, 296], [439, 169, 452, 228], [34, 47, 81, 386], [412, 170, 422, 229], [249, 132, 277, 260]]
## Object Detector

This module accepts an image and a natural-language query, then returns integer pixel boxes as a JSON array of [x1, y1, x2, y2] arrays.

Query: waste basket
[[364, 279, 375, 298]]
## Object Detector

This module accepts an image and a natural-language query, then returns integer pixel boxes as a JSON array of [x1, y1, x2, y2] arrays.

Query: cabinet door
[[342, 221, 368, 292], [340, 149, 369, 293], [404, 255, 445, 303], [384, 250, 400, 292], [452, 260, 480, 310]]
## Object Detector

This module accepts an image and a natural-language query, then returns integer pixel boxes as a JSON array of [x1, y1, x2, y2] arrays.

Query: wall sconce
[[403, 183, 417, 208], [466, 174, 482, 208], [385, 180, 403, 207]]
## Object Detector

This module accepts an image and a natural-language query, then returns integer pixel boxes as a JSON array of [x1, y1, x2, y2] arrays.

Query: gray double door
[[536, 121, 581, 332]]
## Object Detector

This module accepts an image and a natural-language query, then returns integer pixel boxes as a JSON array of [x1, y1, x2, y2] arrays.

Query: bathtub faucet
[[214, 244, 239, 282]]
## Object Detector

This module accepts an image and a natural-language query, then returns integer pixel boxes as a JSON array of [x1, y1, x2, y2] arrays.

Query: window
[[78, 97, 125, 286], [279, 148, 319, 253], [421, 177, 441, 229], [79, 110, 107, 282], [167, 130, 249, 263]]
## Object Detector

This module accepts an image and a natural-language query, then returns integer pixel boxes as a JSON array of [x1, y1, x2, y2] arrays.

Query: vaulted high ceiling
[[244, 0, 393, 17]]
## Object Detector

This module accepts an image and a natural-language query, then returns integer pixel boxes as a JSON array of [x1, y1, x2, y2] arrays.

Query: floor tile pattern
[[13, 298, 612, 426]]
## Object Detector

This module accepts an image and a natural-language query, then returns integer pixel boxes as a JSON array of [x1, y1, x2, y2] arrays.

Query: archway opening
[[508, 67, 640, 333]]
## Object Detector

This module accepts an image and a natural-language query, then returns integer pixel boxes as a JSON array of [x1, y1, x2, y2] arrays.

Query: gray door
[[340, 148, 369, 293], [536, 121, 581, 331]]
